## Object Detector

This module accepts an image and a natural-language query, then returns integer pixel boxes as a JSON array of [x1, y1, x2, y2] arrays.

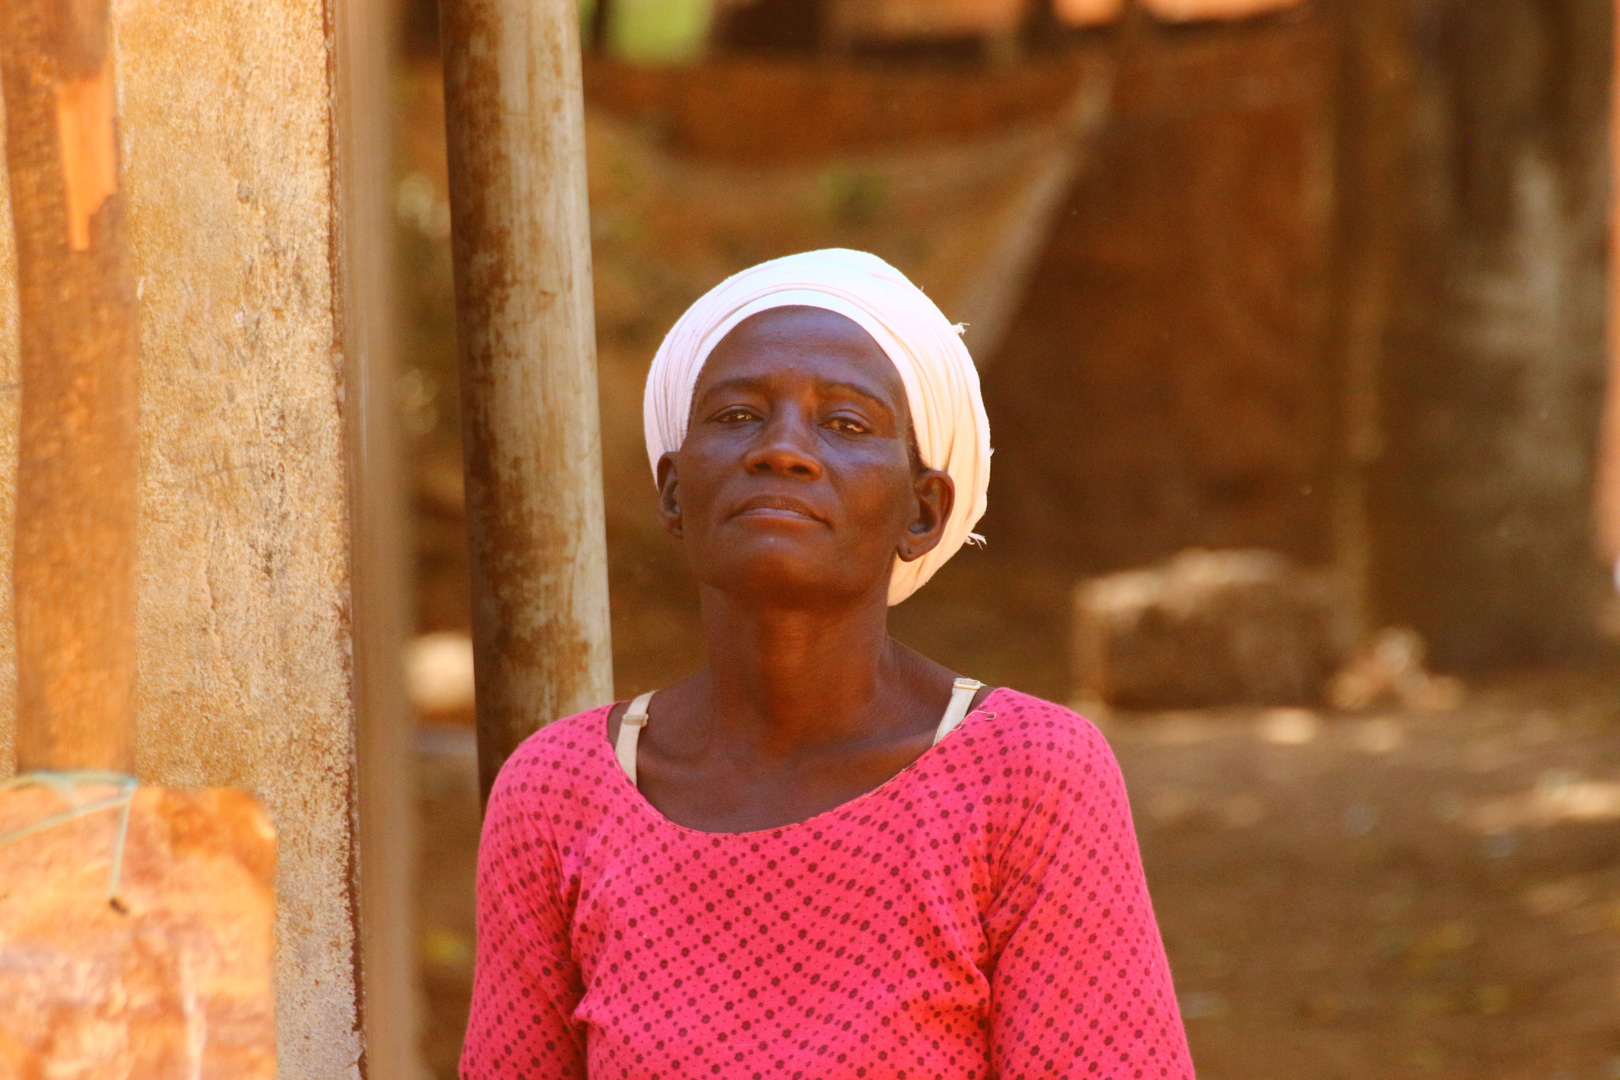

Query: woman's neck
[[692, 583, 930, 759]]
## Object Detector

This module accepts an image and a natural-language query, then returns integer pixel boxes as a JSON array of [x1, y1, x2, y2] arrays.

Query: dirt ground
[[1115, 664, 1620, 1079], [416, 602, 1620, 1080]]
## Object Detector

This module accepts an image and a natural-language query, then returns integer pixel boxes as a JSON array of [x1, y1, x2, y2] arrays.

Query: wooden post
[[1, 0, 139, 774], [1326, 0, 1413, 644], [438, 0, 614, 801]]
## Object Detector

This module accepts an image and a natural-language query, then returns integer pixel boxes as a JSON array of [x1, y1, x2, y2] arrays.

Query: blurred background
[[395, 0, 1620, 1076]]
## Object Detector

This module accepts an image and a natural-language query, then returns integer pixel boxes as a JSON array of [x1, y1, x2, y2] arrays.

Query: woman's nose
[[744, 412, 822, 478]]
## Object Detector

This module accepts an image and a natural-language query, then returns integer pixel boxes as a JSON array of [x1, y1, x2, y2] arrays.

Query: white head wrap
[[643, 249, 991, 605]]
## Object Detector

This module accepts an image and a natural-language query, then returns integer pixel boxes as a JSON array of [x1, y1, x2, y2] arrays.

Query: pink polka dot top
[[461, 687, 1195, 1080]]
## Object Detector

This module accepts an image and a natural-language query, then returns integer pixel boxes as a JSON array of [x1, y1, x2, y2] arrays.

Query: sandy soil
[[1114, 665, 1620, 1079]]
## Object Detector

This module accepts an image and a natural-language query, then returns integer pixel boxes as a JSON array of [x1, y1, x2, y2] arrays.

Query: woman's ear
[[896, 468, 953, 563], [656, 452, 683, 539]]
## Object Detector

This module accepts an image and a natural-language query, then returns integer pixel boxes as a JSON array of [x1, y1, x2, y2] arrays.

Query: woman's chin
[[699, 551, 886, 608]]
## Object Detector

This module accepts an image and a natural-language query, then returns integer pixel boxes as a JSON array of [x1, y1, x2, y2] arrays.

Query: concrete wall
[[0, 0, 416, 1074]]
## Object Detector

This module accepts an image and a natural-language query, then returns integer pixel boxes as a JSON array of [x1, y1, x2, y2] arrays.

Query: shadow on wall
[[981, 13, 1337, 579]]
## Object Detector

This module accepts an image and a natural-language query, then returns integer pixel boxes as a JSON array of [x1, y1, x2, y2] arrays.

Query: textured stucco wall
[[115, 0, 361, 1073], [0, 0, 405, 1075], [982, 19, 1337, 573]]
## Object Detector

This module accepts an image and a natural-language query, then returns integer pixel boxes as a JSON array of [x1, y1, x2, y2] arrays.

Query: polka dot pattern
[[461, 689, 1194, 1079]]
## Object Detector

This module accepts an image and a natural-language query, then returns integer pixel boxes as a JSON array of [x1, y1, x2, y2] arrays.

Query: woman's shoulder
[[487, 702, 616, 804], [975, 687, 1108, 744], [967, 687, 1122, 782], [964, 690, 1136, 850]]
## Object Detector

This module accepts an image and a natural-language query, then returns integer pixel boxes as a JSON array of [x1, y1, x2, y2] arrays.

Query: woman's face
[[658, 305, 953, 607]]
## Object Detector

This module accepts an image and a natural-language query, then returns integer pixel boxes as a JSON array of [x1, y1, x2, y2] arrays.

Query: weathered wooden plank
[[440, 0, 615, 801], [1, 0, 140, 774], [333, 0, 422, 1070]]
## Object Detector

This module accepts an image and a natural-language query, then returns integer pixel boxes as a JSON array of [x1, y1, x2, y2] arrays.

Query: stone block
[[1073, 548, 1347, 709], [0, 782, 275, 1079]]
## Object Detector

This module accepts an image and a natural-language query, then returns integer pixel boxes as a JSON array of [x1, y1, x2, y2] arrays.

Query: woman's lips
[[731, 495, 825, 523]]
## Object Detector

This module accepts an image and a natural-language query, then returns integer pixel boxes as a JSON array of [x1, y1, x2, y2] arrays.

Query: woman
[[462, 250, 1194, 1079]]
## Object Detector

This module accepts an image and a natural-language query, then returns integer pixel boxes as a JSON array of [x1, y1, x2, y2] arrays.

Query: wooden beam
[[1, 0, 139, 774], [438, 0, 614, 802], [331, 0, 422, 1070], [1325, 0, 1414, 644]]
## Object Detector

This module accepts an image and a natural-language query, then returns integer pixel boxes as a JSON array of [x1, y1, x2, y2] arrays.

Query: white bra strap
[[933, 678, 984, 746], [619, 682, 979, 782], [616, 691, 654, 786]]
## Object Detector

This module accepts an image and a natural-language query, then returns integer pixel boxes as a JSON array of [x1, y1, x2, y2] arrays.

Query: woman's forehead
[[697, 305, 905, 398]]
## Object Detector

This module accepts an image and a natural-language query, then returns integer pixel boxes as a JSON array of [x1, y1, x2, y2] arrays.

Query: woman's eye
[[826, 417, 868, 434], [715, 408, 756, 423]]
